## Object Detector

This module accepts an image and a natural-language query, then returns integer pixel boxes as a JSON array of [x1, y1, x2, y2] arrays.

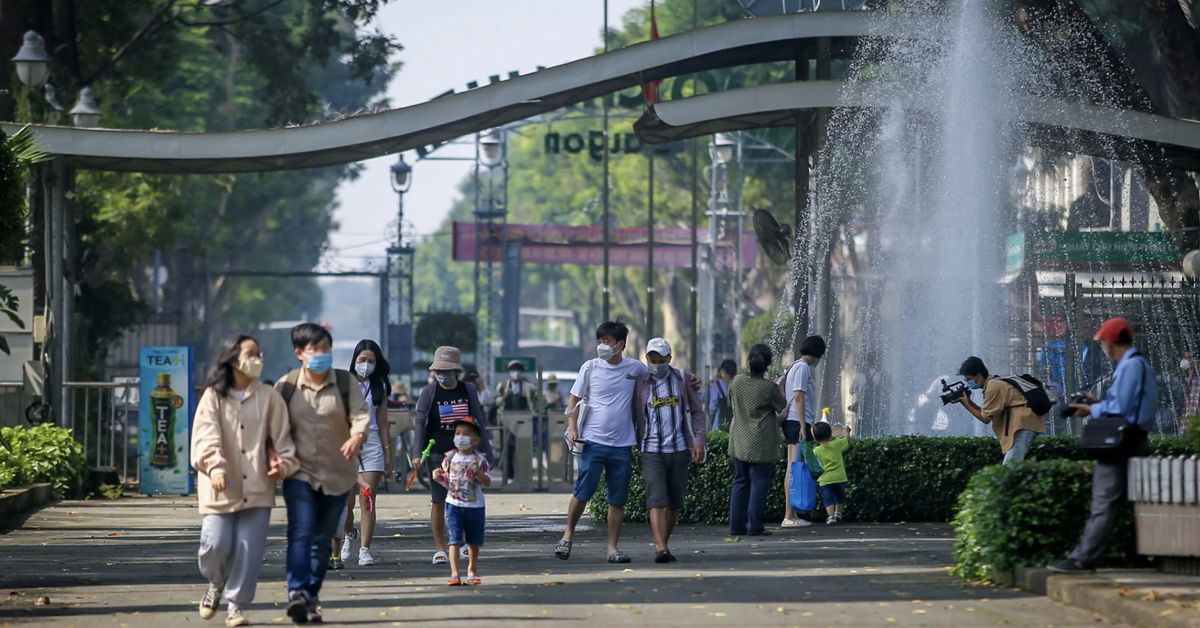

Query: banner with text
[[452, 222, 756, 269], [139, 346, 195, 495]]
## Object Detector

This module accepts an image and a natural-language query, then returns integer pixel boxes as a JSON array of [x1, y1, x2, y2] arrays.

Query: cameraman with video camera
[[1049, 318, 1156, 573], [953, 356, 1047, 463]]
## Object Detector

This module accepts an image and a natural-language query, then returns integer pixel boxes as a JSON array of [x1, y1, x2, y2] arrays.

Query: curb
[[0, 483, 54, 530], [1013, 567, 1200, 628]]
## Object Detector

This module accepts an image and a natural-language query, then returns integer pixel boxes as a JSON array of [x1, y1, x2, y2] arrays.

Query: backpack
[[999, 373, 1056, 417], [279, 368, 353, 417], [714, 381, 733, 430]]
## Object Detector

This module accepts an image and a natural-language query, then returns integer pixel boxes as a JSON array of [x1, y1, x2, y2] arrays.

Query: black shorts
[[783, 421, 803, 445], [642, 450, 691, 510], [428, 454, 449, 503]]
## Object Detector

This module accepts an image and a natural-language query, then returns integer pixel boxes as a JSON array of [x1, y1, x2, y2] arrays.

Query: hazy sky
[[325, 0, 646, 270]]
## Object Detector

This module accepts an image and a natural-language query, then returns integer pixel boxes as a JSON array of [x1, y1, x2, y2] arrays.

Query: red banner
[[452, 222, 757, 269]]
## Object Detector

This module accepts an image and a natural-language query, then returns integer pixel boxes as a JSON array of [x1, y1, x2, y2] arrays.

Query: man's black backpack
[[999, 374, 1056, 417]]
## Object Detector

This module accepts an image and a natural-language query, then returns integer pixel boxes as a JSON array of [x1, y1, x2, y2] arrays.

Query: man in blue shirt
[[706, 359, 737, 431], [1051, 317, 1156, 573]]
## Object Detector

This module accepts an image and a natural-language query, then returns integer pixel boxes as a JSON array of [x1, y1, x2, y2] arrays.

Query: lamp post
[[473, 128, 508, 376], [12, 31, 49, 89], [69, 87, 102, 128], [699, 132, 743, 382], [387, 154, 414, 380]]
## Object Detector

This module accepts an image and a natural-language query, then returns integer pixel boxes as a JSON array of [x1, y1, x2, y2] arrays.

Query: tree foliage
[[414, 313, 478, 354]]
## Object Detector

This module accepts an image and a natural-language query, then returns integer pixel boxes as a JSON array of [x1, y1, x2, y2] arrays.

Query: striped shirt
[[642, 374, 687, 454]]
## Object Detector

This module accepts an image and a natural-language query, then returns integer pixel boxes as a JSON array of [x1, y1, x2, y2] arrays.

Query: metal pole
[[602, 0, 611, 322], [690, 0, 699, 372], [647, 146, 655, 339]]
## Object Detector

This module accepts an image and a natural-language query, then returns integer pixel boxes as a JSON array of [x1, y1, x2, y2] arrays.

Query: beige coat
[[191, 379, 299, 515], [980, 375, 1048, 453]]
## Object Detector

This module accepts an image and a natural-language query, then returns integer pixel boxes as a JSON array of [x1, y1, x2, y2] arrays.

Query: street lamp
[[69, 87, 101, 128], [713, 132, 737, 165], [11, 31, 49, 88], [480, 128, 504, 166], [390, 154, 412, 193]]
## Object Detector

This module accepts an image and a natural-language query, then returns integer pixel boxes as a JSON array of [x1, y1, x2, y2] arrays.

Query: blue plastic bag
[[789, 460, 817, 512]]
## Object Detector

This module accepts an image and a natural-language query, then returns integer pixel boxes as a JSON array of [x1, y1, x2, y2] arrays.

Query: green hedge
[[0, 424, 87, 498], [951, 459, 1142, 580], [587, 433, 1194, 525]]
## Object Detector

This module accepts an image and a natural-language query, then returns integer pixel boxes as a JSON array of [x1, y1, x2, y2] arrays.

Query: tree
[[0, 126, 51, 355], [414, 313, 477, 354]]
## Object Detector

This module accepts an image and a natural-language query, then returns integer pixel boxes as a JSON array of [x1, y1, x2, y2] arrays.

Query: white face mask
[[1183, 359, 1192, 371], [355, 362, 375, 379], [453, 435, 473, 450], [597, 343, 617, 361], [509, 370, 521, 380], [236, 357, 263, 379]]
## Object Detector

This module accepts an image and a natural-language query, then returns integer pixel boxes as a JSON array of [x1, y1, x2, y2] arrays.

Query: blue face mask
[[306, 352, 333, 374], [965, 380, 980, 390]]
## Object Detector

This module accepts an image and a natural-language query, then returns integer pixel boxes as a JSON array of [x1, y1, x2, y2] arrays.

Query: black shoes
[[1047, 558, 1095, 573]]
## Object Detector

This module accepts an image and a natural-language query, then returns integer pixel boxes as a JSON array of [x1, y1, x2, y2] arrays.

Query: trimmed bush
[[587, 432, 1193, 525], [951, 459, 1141, 581], [0, 424, 87, 498]]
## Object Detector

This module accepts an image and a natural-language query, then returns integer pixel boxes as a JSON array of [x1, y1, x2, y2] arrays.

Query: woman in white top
[[332, 339, 393, 567]]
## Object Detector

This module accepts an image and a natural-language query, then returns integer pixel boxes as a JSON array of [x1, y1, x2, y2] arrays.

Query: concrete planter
[[1129, 456, 1200, 566], [0, 483, 53, 529]]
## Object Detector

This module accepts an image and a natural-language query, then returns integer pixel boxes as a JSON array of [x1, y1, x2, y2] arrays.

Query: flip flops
[[555, 540, 572, 560], [447, 575, 461, 586], [432, 551, 449, 565], [465, 573, 482, 586], [607, 551, 631, 564]]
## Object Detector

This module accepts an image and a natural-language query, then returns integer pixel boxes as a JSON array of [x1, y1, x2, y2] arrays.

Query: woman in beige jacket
[[191, 335, 298, 627]]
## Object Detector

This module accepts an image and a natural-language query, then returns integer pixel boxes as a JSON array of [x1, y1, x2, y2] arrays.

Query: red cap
[[1094, 318, 1133, 343], [452, 416, 481, 434]]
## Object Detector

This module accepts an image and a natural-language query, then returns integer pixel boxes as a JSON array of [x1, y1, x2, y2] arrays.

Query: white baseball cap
[[646, 338, 672, 356]]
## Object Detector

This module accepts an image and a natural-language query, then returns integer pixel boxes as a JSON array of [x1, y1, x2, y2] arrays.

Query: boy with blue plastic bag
[[813, 422, 851, 524]]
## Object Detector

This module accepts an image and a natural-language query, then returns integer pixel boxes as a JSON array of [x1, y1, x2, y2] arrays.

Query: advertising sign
[[495, 356, 536, 374], [139, 346, 194, 495]]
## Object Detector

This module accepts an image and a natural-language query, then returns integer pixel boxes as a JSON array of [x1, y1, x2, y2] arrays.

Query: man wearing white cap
[[632, 338, 706, 563]]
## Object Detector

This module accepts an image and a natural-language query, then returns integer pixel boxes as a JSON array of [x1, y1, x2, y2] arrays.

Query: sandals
[[447, 575, 461, 586], [432, 551, 449, 565], [555, 540, 572, 560], [465, 573, 481, 586], [607, 551, 631, 564], [654, 550, 671, 564]]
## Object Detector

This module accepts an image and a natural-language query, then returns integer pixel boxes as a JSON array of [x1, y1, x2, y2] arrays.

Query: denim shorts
[[819, 482, 847, 506], [572, 442, 633, 507], [445, 504, 485, 547]]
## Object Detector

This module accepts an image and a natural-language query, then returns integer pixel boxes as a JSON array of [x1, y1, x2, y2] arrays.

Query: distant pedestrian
[[1182, 352, 1198, 434], [633, 338, 706, 563], [727, 344, 788, 537], [192, 335, 298, 627], [783, 336, 825, 527], [707, 359, 737, 431], [412, 347, 494, 566], [544, 375, 565, 413], [276, 323, 372, 624], [432, 416, 491, 586], [812, 421, 851, 524], [1050, 318, 1156, 573], [497, 360, 545, 482]]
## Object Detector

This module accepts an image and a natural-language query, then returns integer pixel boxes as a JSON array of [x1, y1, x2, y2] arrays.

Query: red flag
[[645, 1, 661, 105]]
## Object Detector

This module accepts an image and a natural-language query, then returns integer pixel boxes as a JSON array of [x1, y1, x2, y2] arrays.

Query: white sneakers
[[781, 518, 812, 527], [358, 546, 376, 566], [339, 538, 353, 562]]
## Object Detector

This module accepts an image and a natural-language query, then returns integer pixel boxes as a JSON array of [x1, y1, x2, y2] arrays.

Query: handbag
[[801, 439, 824, 477], [564, 359, 596, 454], [1081, 355, 1147, 463], [789, 460, 817, 512]]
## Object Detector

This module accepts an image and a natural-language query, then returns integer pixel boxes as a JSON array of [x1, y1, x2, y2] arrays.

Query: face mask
[[435, 372, 456, 386], [1182, 359, 1192, 371], [597, 343, 615, 361], [236, 357, 263, 379], [648, 363, 670, 378], [355, 362, 375, 379], [965, 380, 980, 390], [306, 352, 333, 374], [453, 435, 473, 450], [509, 370, 521, 381]]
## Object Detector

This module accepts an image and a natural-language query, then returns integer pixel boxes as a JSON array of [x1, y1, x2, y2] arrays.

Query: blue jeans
[[283, 479, 348, 602], [572, 442, 633, 507], [729, 458, 774, 535], [819, 482, 847, 506], [1003, 429, 1039, 464]]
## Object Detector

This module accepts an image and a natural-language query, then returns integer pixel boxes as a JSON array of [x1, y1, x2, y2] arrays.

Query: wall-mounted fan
[[753, 209, 793, 265]]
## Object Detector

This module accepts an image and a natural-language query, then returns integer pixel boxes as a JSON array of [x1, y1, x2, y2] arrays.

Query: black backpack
[[278, 368, 353, 416], [999, 374, 1056, 417]]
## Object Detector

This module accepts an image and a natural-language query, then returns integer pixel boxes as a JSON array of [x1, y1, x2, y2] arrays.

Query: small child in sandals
[[432, 417, 490, 586]]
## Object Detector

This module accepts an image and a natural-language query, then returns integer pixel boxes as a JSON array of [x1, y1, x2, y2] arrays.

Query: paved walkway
[[0, 492, 1131, 627]]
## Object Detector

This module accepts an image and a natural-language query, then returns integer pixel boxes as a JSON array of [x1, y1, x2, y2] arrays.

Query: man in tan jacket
[[955, 356, 1047, 462], [276, 323, 372, 624]]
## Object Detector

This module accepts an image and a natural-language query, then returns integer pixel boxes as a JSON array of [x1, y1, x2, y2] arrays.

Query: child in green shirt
[[812, 422, 851, 524]]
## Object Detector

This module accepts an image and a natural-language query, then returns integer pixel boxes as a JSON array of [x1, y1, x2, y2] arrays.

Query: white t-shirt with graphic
[[570, 357, 648, 448]]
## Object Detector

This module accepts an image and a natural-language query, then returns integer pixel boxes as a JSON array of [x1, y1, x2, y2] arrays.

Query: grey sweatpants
[[198, 508, 272, 605], [1067, 460, 1126, 567]]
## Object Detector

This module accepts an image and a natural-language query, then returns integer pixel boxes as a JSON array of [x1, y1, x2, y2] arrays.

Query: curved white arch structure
[[0, 11, 918, 174], [636, 81, 1200, 169]]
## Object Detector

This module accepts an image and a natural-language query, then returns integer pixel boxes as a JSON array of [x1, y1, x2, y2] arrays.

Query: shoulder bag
[[1081, 356, 1148, 464], [563, 359, 596, 455]]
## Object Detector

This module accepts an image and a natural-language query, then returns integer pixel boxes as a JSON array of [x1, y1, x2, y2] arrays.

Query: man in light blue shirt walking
[[1051, 317, 1155, 573]]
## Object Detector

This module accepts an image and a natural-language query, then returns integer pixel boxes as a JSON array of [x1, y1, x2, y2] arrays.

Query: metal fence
[[65, 381, 140, 484]]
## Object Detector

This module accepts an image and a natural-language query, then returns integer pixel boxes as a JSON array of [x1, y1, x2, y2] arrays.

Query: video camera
[[939, 379, 969, 405], [1056, 393, 1091, 418]]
